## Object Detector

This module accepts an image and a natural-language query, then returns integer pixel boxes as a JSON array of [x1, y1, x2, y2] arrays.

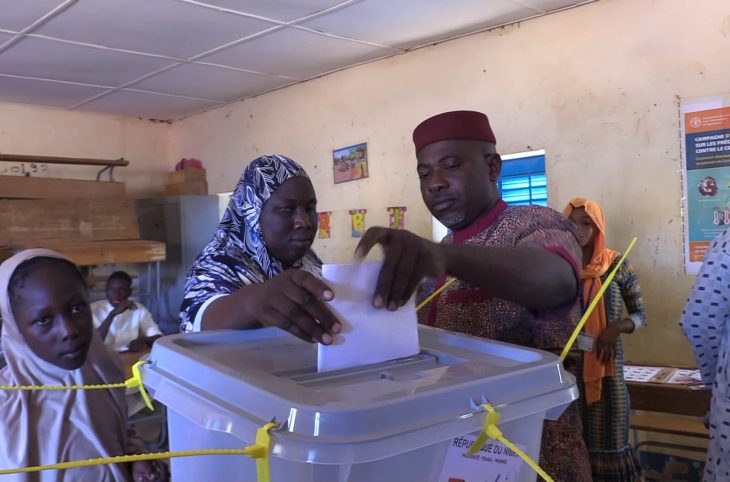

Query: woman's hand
[[246, 270, 341, 344], [132, 460, 167, 482], [595, 324, 620, 363], [595, 318, 635, 363]]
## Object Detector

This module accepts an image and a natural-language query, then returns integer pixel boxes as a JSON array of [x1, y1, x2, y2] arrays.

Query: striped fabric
[[417, 201, 593, 482], [578, 256, 645, 482], [681, 230, 730, 482]]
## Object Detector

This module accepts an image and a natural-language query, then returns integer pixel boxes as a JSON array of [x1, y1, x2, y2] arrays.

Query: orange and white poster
[[681, 94, 730, 274]]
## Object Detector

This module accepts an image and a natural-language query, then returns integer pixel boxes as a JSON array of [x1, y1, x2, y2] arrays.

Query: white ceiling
[[0, 0, 593, 121]]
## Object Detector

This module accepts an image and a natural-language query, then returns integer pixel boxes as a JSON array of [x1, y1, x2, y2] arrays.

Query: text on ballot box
[[439, 433, 525, 482]]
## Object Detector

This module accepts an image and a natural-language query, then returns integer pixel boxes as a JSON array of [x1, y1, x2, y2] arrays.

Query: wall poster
[[681, 94, 730, 274]]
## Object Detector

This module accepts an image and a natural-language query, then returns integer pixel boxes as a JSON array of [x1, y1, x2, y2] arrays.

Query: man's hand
[[355, 227, 445, 310], [111, 299, 137, 317], [98, 300, 138, 341], [128, 338, 149, 353]]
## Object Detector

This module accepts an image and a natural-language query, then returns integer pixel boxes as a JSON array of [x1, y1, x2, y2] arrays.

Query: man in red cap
[[356, 110, 592, 481]]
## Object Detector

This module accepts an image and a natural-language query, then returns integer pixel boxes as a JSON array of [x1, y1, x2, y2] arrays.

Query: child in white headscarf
[[0, 249, 166, 482]]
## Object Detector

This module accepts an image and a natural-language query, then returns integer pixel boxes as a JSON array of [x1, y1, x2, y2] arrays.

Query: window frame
[[498, 149, 547, 206]]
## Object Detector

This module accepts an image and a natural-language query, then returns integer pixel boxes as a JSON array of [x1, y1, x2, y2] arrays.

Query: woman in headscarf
[[564, 198, 646, 482], [180, 155, 341, 344], [0, 249, 166, 481]]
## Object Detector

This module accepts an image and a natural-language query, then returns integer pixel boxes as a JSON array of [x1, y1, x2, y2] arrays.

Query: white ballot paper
[[318, 262, 420, 373]]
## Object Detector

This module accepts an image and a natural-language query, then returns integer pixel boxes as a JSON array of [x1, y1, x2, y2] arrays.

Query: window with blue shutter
[[499, 150, 547, 206]]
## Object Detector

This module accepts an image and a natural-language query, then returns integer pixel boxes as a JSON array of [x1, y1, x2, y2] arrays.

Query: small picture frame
[[333, 142, 368, 184]]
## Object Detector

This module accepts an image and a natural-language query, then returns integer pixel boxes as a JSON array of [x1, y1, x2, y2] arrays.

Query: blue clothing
[[681, 230, 730, 482]]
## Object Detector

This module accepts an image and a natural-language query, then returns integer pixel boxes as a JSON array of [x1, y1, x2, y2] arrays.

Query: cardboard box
[[164, 168, 207, 185], [0, 198, 140, 244], [164, 180, 208, 196], [0, 176, 126, 199]]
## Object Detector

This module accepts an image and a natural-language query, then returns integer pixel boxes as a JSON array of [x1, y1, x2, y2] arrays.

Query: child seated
[[0, 249, 167, 481], [91, 271, 162, 352]]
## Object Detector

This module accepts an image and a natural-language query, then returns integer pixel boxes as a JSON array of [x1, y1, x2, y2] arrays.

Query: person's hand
[[132, 460, 167, 481], [111, 299, 137, 316], [247, 269, 340, 344], [355, 227, 445, 310], [595, 323, 621, 363], [127, 338, 148, 353]]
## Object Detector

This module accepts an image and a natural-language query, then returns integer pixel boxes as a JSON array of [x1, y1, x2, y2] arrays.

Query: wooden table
[[626, 367, 711, 442], [627, 380, 710, 417]]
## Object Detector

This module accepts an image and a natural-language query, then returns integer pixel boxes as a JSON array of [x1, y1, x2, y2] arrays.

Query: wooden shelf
[[0, 198, 140, 244], [0, 176, 126, 199], [0, 240, 166, 266], [630, 413, 708, 439], [0, 153, 128, 168]]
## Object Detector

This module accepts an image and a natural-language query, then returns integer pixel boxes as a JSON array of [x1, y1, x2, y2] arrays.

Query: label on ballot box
[[438, 433, 525, 482]]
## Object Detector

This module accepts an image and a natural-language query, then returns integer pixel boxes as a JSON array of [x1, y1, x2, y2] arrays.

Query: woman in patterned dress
[[179, 155, 340, 344], [564, 198, 646, 482], [681, 231, 730, 482]]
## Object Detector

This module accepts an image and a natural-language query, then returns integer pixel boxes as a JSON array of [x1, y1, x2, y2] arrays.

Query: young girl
[[564, 198, 645, 482], [0, 249, 166, 482]]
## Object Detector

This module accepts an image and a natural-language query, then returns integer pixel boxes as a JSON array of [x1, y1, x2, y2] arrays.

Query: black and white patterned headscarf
[[179, 155, 321, 332]]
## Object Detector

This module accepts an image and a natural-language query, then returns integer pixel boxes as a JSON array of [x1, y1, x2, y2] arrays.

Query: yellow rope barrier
[[0, 355, 277, 482], [559, 237, 638, 362], [0, 422, 278, 482], [416, 278, 456, 312], [467, 403, 554, 482], [0, 382, 126, 391], [0, 361, 154, 411]]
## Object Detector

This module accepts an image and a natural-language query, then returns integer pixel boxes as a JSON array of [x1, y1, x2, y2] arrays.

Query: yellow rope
[[496, 433, 553, 482], [559, 237, 638, 362], [0, 383, 126, 391], [0, 361, 154, 411], [416, 278, 456, 312], [0, 422, 278, 482], [467, 403, 554, 482]]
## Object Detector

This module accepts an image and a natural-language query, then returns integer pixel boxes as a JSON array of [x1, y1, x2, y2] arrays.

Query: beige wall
[[0, 101, 170, 197], [169, 0, 730, 366]]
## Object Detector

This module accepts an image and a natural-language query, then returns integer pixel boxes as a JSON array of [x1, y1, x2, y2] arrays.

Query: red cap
[[412, 110, 496, 153]]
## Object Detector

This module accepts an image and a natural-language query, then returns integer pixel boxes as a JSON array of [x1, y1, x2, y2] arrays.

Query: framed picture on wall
[[333, 142, 368, 184]]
